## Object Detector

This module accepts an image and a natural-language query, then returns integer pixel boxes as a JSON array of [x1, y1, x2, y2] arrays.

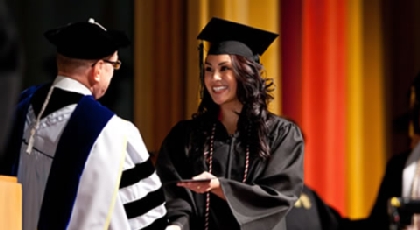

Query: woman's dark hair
[[191, 54, 274, 159]]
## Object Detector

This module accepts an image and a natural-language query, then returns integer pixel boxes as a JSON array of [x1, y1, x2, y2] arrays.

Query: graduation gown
[[286, 185, 341, 230], [0, 77, 167, 230], [155, 116, 304, 230]]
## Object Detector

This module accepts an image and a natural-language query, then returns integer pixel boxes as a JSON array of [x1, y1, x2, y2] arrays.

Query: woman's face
[[204, 54, 238, 106]]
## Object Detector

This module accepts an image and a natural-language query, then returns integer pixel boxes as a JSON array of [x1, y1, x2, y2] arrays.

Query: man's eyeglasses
[[102, 59, 121, 70], [92, 59, 122, 70]]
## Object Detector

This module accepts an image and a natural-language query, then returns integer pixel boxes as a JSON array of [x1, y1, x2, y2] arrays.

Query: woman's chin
[[211, 94, 237, 106], [210, 96, 225, 105], [212, 97, 234, 106], [212, 100, 225, 106]]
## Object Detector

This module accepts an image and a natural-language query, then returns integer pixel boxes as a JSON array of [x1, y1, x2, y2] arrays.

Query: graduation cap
[[197, 17, 278, 61], [44, 18, 130, 60]]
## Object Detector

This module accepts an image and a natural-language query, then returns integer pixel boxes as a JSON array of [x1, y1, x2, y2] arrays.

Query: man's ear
[[90, 62, 101, 84]]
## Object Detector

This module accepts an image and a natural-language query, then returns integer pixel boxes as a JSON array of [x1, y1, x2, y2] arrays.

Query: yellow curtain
[[134, 0, 154, 150], [134, 0, 186, 151], [247, 0, 281, 114], [135, 0, 281, 152], [347, 0, 386, 218], [360, 0, 386, 218]]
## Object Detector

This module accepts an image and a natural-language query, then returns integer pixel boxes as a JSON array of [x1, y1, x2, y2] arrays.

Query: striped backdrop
[[281, 0, 385, 218]]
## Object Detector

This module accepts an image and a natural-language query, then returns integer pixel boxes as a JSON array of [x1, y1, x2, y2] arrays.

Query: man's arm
[[116, 121, 168, 229]]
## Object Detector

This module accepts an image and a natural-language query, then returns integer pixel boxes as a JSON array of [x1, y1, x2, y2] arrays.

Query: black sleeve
[[155, 121, 196, 230], [217, 123, 304, 230]]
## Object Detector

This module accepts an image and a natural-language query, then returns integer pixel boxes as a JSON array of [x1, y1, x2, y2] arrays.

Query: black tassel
[[198, 42, 204, 99]]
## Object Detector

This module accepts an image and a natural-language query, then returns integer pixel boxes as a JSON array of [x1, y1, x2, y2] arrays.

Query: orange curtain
[[281, 0, 347, 216], [281, 0, 347, 215], [301, 0, 347, 215]]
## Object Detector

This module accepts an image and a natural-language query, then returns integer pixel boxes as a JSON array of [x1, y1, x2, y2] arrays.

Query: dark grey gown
[[155, 114, 304, 230]]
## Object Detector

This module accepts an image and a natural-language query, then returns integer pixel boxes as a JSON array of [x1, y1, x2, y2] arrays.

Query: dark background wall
[[6, 0, 135, 120]]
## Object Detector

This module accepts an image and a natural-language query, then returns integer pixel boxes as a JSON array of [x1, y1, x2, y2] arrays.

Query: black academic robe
[[155, 115, 304, 230], [286, 185, 341, 230], [339, 150, 410, 230]]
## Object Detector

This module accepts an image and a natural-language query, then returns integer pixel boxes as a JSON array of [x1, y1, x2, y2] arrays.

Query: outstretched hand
[[177, 171, 219, 194]]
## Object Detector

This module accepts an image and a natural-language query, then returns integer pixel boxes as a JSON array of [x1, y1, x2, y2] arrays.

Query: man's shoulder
[[74, 96, 115, 120], [105, 115, 134, 128], [99, 115, 139, 137], [65, 96, 115, 136]]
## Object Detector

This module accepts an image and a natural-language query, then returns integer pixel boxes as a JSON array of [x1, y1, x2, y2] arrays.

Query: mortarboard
[[197, 17, 279, 60], [44, 18, 130, 60]]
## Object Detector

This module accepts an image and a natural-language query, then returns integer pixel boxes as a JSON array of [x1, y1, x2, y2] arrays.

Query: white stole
[[66, 118, 129, 229], [402, 142, 420, 229]]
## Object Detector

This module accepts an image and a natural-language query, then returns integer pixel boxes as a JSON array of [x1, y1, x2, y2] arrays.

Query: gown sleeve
[[114, 121, 167, 229], [312, 188, 341, 230], [155, 121, 195, 230], [217, 123, 304, 230]]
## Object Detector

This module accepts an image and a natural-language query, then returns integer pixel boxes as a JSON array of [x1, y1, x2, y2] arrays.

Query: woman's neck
[[219, 101, 243, 135]]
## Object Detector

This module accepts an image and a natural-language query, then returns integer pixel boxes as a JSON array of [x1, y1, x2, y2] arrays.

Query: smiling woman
[[204, 54, 238, 107], [155, 17, 304, 230]]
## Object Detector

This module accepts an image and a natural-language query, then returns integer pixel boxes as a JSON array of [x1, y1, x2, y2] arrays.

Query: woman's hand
[[165, 225, 181, 230], [177, 171, 220, 194]]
